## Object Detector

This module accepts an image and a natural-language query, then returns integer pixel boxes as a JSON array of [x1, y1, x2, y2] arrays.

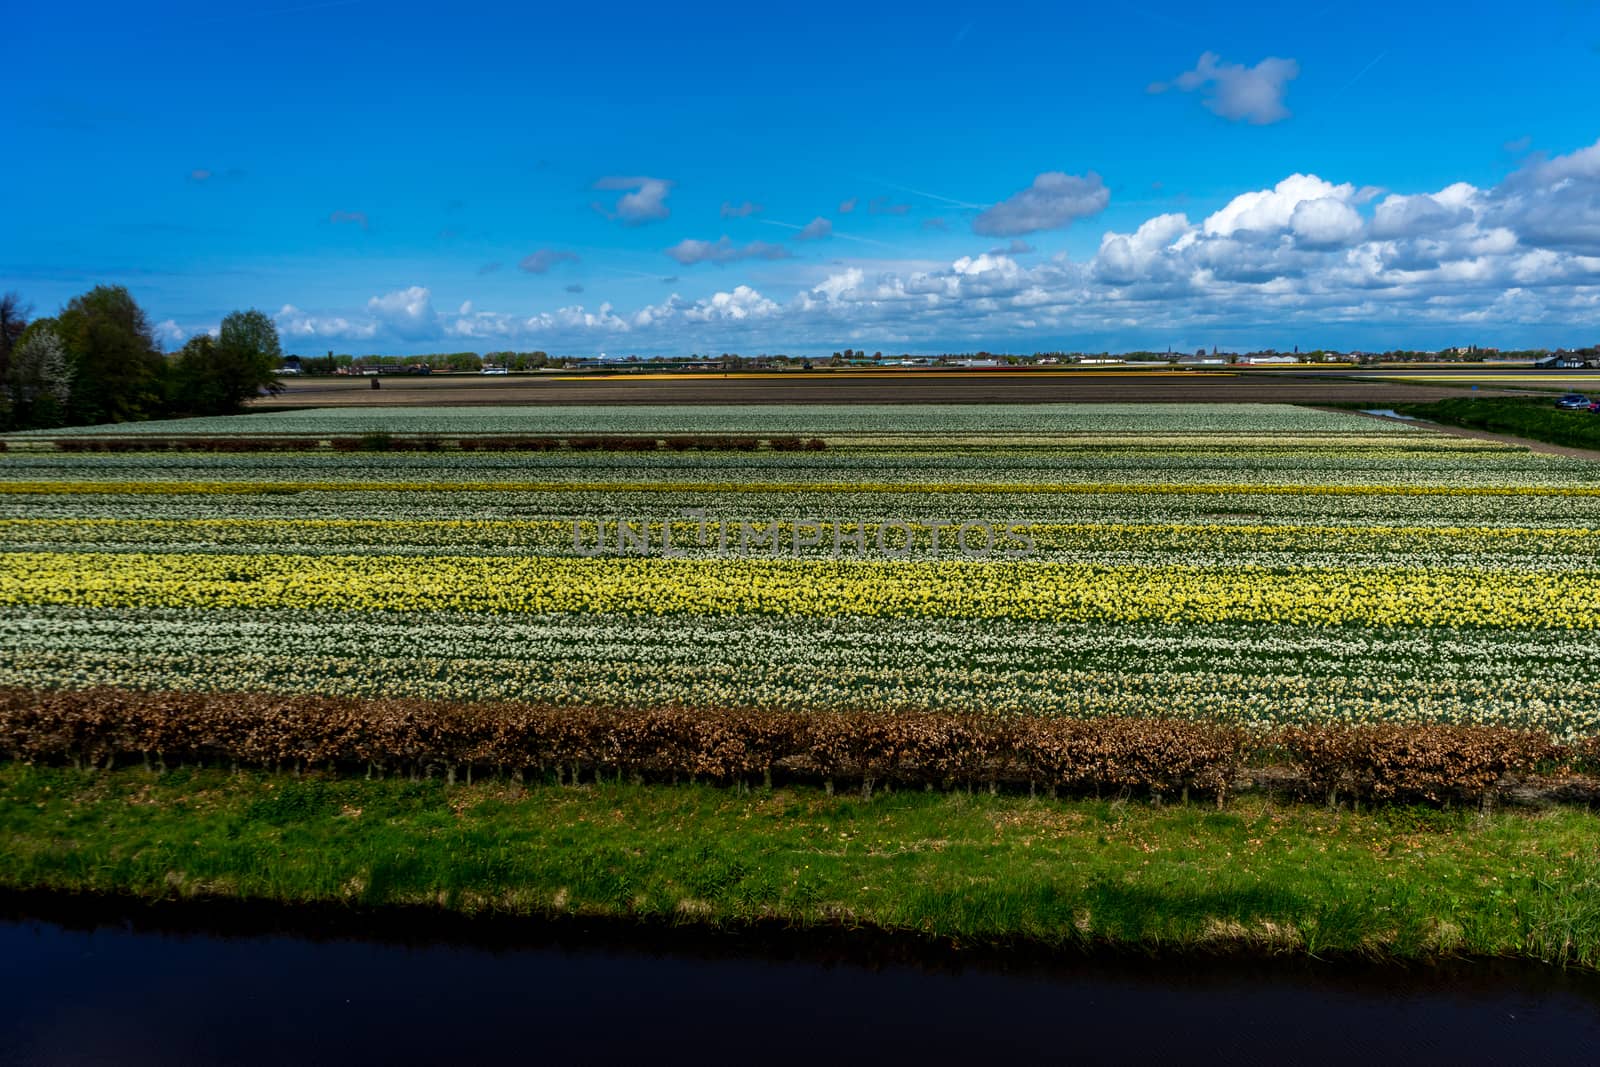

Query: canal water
[[2, 913, 1597, 1064]]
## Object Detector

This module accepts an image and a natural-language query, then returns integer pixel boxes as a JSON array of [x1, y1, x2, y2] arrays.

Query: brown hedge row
[[769, 436, 828, 452], [0, 688, 1580, 805], [329, 434, 441, 452], [453, 436, 562, 451], [53, 437, 317, 453], [1273, 724, 1562, 805], [0, 689, 1241, 799]]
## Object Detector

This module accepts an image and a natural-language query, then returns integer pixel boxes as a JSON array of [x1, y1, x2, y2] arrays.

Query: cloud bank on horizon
[[268, 137, 1600, 354], [10, 1, 1600, 354]]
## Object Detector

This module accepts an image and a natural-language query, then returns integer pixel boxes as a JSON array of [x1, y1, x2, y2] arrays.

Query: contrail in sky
[[760, 219, 896, 249], [1334, 51, 1388, 96], [865, 178, 990, 211]]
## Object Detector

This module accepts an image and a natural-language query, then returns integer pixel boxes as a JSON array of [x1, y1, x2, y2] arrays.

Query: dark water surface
[[2, 907, 1598, 1066]]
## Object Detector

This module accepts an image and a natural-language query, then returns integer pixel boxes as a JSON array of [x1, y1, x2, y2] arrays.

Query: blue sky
[[9, 0, 1600, 354]]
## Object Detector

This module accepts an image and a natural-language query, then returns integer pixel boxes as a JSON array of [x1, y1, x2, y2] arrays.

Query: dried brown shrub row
[[0, 689, 1239, 798], [452, 435, 561, 452], [54, 437, 318, 453], [0, 688, 1581, 804], [1273, 724, 1563, 805]]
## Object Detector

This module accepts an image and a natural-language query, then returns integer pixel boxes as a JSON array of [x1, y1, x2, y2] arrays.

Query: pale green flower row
[[9, 446, 1596, 490], [3, 517, 1597, 569], [2, 608, 1594, 737], [8, 486, 1600, 527]]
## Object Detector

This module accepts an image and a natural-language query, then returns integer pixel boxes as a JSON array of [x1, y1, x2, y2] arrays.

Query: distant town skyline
[[9, 0, 1600, 355]]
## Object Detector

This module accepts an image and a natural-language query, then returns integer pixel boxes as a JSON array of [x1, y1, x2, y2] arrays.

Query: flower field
[[6, 401, 1423, 437], [4, 403, 1600, 740]]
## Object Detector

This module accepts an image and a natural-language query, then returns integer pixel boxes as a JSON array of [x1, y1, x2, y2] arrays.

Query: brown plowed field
[[253, 370, 1524, 407]]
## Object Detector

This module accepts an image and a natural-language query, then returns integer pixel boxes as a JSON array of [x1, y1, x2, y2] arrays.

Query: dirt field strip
[[252, 371, 1516, 408]]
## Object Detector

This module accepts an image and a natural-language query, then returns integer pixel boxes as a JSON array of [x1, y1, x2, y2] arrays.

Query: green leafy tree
[[220, 308, 282, 367], [169, 308, 284, 414], [3, 322, 73, 430], [169, 335, 225, 413], [302, 353, 338, 374], [54, 286, 164, 425], [217, 308, 284, 406]]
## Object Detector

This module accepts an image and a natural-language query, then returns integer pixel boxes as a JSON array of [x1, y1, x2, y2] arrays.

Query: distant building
[[1537, 353, 1593, 369]]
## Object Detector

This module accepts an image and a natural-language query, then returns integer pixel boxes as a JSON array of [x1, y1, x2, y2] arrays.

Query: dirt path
[[254, 372, 1504, 408], [1342, 409, 1600, 460]]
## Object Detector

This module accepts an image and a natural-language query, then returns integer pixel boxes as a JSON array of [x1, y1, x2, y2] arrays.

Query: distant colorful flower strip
[[1, 401, 1416, 437]]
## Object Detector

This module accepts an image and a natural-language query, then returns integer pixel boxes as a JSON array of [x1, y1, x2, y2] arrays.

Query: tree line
[[0, 287, 283, 432], [294, 350, 555, 373]]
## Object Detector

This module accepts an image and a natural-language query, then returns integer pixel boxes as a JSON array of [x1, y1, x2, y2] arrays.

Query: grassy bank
[[1391, 397, 1600, 450], [3, 764, 1598, 967]]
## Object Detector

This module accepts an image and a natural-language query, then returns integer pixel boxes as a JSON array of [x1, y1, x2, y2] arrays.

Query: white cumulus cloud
[[519, 248, 581, 274], [366, 286, 438, 339], [275, 304, 378, 341], [1154, 52, 1300, 125], [1289, 198, 1364, 248], [1204, 174, 1357, 238], [593, 176, 673, 225], [1493, 136, 1600, 255], [796, 217, 833, 241], [973, 172, 1109, 237], [665, 236, 793, 266], [1094, 213, 1196, 284]]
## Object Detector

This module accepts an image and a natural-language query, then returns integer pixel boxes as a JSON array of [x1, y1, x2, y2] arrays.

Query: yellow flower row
[[4, 551, 1599, 628]]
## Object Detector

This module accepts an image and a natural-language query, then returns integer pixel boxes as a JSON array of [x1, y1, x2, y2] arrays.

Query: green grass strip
[[3, 765, 1598, 966], [1392, 397, 1600, 451]]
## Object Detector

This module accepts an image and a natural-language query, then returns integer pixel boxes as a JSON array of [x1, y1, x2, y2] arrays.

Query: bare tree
[[0, 292, 30, 376]]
